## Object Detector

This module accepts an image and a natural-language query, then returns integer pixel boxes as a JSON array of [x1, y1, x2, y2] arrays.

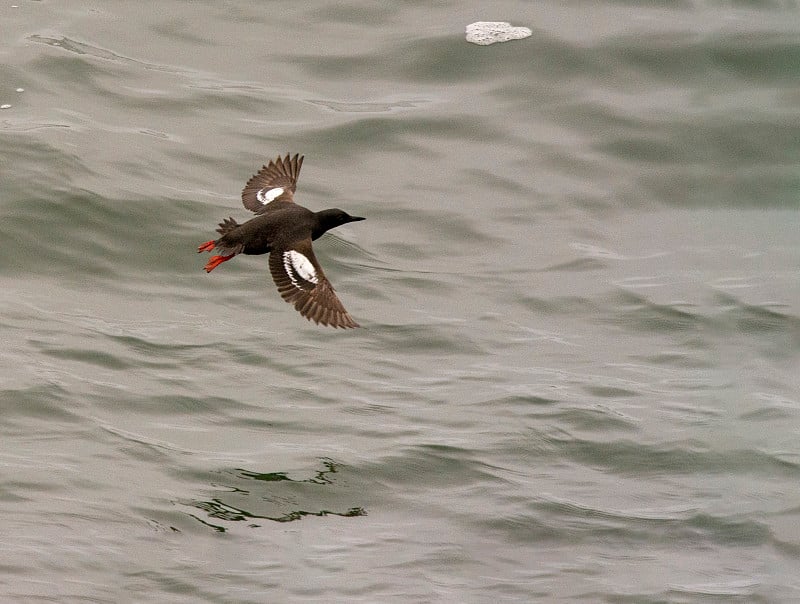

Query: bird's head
[[315, 209, 365, 237]]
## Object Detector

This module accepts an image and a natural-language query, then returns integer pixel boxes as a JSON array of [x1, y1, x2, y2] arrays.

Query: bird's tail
[[216, 217, 240, 236]]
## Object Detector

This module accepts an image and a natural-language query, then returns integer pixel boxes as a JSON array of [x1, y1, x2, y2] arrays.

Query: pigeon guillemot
[[198, 153, 365, 328]]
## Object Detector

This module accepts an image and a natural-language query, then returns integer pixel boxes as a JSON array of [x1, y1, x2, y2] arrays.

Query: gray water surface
[[1, 1, 799, 602]]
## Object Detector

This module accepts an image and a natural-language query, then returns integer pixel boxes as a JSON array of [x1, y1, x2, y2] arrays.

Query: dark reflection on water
[[185, 460, 367, 530], [189, 501, 366, 530]]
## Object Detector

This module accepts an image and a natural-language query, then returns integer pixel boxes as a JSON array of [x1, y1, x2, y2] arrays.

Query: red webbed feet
[[204, 254, 234, 273], [199, 240, 233, 272]]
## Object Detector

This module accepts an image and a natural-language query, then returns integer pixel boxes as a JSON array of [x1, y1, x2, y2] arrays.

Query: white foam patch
[[257, 186, 284, 204], [283, 250, 318, 287], [465, 22, 532, 46]]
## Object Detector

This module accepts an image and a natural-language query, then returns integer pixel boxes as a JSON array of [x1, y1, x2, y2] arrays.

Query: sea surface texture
[[1, 1, 799, 602]]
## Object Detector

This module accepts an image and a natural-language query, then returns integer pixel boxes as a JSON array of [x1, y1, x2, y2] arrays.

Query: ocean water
[[1, 1, 799, 602]]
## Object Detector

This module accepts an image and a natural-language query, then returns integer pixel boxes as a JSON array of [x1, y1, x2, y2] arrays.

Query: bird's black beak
[[349, 216, 366, 222]]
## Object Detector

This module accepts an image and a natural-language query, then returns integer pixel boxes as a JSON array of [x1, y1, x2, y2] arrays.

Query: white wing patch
[[283, 250, 318, 287], [257, 186, 284, 205]]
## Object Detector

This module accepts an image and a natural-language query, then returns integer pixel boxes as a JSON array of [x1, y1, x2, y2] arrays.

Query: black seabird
[[198, 153, 364, 328]]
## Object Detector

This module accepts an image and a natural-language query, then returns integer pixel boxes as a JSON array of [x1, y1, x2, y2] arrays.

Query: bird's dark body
[[214, 204, 356, 256]]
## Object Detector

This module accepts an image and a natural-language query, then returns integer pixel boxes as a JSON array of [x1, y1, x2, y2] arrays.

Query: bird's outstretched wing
[[268, 239, 359, 329], [241, 153, 304, 213]]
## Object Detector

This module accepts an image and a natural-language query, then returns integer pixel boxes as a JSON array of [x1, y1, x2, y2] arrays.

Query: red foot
[[198, 240, 216, 253], [204, 254, 234, 273]]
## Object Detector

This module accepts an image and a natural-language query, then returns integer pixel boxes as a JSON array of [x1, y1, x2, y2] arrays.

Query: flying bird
[[198, 153, 364, 328]]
